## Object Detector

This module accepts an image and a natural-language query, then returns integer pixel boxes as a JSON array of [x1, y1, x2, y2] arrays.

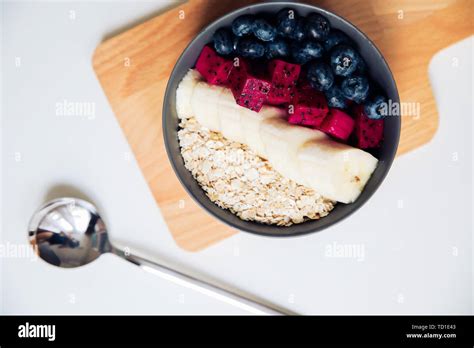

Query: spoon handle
[[120, 252, 289, 315]]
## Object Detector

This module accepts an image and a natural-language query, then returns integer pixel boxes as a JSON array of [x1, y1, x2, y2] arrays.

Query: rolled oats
[[178, 118, 335, 227]]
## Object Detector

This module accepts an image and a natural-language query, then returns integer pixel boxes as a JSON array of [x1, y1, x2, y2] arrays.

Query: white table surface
[[1, 1, 472, 315]]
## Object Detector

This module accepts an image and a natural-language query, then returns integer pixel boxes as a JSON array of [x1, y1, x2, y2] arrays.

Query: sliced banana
[[240, 105, 286, 158], [176, 69, 202, 119], [217, 88, 246, 144], [191, 81, 223, 131], [298, 139, 378, 203], [260, 117, 327, 186]]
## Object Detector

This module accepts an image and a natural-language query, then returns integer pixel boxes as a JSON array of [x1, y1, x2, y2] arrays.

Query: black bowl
[[163, 2, 400, 237]]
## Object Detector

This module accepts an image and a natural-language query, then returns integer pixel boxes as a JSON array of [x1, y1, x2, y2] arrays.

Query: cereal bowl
[[163, 2, 400, 236]]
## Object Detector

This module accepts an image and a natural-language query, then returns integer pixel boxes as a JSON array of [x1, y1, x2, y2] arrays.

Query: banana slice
[[191, 81, 223, 131], [240, 105, 286, 158], [260, 117, 327, 186], [217, 88, 246, 144], [176, 69, 202, 119], [298, 139, 378, 203]]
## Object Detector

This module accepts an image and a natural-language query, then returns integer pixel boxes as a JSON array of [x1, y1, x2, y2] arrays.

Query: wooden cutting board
[[92, 0, 472, 251]]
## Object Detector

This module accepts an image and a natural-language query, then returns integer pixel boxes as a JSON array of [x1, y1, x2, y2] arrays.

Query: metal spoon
[[28, 197, 288, 315]]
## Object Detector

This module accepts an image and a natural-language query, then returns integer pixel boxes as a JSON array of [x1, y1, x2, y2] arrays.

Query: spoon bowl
[[28, 198, 111, 268]]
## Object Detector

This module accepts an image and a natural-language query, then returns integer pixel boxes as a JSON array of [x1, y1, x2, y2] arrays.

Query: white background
[[1, 0, 472, 314]]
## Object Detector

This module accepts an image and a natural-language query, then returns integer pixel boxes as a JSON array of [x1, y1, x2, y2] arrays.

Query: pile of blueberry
[[211, 8, 387, 120]]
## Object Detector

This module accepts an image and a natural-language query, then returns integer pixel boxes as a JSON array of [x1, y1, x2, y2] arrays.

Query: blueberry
[[276, 8, 298, 37], [291, 40, 324, 64], [325, 85, 349, 109], [364, 95, 388, 119], [341, 75, 370, 103], [288, 18, 306, 41], [237, 37, 265, 59], [305, 13, 331, 40], [232, 36, 240, 52], [212, 28, 234, 56], [301, 40, 324, 58], [330, 44, 361, 76], [307, 61, 334, 91], [265, 39, 290, 59], [232, 15, 255, 37], [355, 57, 367, 74], [323, 29, 352, 51], [252, 18, 277, 42]]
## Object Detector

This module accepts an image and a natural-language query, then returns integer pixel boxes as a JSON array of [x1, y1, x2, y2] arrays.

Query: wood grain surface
[[93, 0, 473, 251]]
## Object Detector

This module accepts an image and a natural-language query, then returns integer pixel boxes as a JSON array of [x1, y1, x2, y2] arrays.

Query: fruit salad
[[176, 8, 389, 226]]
